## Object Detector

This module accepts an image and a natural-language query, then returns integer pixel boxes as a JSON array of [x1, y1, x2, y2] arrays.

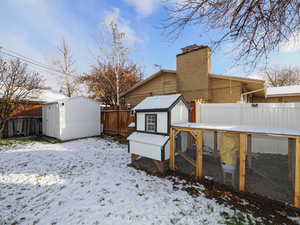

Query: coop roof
[[266, 85, 300, 97], [173, 122, 300, 137], [133, 94, 182, 112], [127, 132, 169, 147]]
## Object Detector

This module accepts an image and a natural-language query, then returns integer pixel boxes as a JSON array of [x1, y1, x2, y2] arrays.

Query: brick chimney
[[176, 44, 211, 102]]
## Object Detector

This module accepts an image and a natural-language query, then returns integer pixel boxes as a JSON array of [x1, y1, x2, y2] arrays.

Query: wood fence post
[[195, 131, 203, 180], [239, 133, 247, 191], [169, 128, 175, 171], [213, 131, 218, 160], [294, 137, 300, 208], [117, 105, 120, 135]]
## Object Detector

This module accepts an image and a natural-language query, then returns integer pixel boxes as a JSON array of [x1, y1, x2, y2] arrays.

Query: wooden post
[[294, 137, 300, 208], [213, 131, 218, 160], [288, 138, 295, 183], [239, 133, 247, 191], [153, 160, 164, 173], [169, 128, 175, 171], [247, 134, 252, 169], [131, 153, 138, 163], [195, 131, 203, 180]]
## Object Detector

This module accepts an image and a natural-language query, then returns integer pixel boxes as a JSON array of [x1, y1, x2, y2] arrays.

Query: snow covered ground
[[0, 137, 256, 225]]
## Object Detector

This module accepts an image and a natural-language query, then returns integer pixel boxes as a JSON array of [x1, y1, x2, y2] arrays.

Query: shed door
[[46, 104, 60, 138]]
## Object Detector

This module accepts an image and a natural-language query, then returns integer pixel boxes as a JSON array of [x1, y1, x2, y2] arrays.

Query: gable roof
[[266, 85, 300, 97], [133, 94, 182, 111], [120, 69, 176, 97]]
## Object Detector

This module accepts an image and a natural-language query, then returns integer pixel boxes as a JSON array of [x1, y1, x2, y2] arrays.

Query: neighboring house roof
[[0, 89, 67, 103], [120, 69, 176, 97], [266, 85, 300, 97], [127, 132, 169, 147], [133, 94, 182, 111], [28, 90, 67, 102]]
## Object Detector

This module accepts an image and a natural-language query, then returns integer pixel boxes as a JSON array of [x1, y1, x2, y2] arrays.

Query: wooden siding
[[254, 96, 300, 103], [123, 72, 178, 107], [209, 78, 242, 103]]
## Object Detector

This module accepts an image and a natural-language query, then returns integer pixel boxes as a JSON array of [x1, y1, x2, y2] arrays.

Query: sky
[[0, 0, 300, 92]]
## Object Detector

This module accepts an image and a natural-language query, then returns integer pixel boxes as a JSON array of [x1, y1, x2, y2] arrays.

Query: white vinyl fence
[[196, 103, 300, 154]]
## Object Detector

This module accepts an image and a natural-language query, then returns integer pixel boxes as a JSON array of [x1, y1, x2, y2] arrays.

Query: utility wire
[[0, 46, 77, 77]]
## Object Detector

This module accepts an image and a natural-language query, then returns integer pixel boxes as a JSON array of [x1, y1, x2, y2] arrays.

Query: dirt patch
[[129, 158, 300, 225], [169, 172, 300, 225]]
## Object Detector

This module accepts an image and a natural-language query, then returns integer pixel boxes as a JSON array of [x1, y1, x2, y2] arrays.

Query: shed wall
[[130, 141, 163, 161], [136, 112, 168, 134], [60, 97, 101, 141], [171, 100, 189, 124]]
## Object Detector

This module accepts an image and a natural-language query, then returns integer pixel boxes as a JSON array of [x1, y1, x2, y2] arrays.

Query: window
[[145, 114, 157, 132]]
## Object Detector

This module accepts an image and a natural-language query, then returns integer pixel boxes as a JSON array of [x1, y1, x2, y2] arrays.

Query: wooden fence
[[101, 101, 198, 137], [101, 106, 135, 137], [3, 117, 42, 138]]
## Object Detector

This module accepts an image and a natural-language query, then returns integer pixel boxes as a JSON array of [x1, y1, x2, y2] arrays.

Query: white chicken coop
[[42, 96, 101, 141], [127, 94, 189, 162]]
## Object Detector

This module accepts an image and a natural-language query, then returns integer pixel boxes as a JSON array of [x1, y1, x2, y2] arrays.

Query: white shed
[[127, 94, 189, 162], [42, 96, 101, 141]]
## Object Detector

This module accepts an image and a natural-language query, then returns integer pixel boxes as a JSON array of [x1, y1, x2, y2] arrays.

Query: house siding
[[209, 78, 242, 103], [124, 72, 177, 107]]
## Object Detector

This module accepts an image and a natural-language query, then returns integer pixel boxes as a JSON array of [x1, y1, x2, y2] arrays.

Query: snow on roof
[[266, 85, 300, 97], [133, 94, 181, 111], [0, 88, 67, 103], [27, 90, 67, 102], [173, 122, 300, 137], [127, 132, 169, 146]]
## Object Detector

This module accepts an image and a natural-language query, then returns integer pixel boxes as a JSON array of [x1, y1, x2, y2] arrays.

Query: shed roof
[[43, 96, 98, 105], [266, 85, 300, 97], [133, 94, 182, 111], [127, 132, 169, 147]]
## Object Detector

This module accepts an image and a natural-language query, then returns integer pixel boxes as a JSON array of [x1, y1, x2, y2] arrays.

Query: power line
[[0, 46, 77, 77]]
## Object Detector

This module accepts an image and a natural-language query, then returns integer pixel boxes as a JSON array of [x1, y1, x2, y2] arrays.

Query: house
[[254, 84, 300, 103], [127, 94, 189, 171], [42, 96, 101, 141], [1, 89, 66, 138], [0, 89, 66, 118], [121, 45, 266, 107]]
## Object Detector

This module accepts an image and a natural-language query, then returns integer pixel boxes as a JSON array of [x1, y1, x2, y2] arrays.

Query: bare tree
[[0, 58, 43, 137], [262, 66, 300, 87], [80, 22, 143, 106], [52, 39, 78, 97], [163, 0, 300, 67]]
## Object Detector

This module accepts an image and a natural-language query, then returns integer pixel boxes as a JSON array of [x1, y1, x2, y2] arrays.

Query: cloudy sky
[[0, 0, 299, 91]]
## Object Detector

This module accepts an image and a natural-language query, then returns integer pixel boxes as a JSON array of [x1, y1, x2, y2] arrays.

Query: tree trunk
[[0, 124, 5, 138]]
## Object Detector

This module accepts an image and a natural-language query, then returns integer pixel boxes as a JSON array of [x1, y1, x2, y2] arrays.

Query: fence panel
[[3, 117, 42, 138], [197, 103, 300, 154], [101, 106, 134, 137]]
